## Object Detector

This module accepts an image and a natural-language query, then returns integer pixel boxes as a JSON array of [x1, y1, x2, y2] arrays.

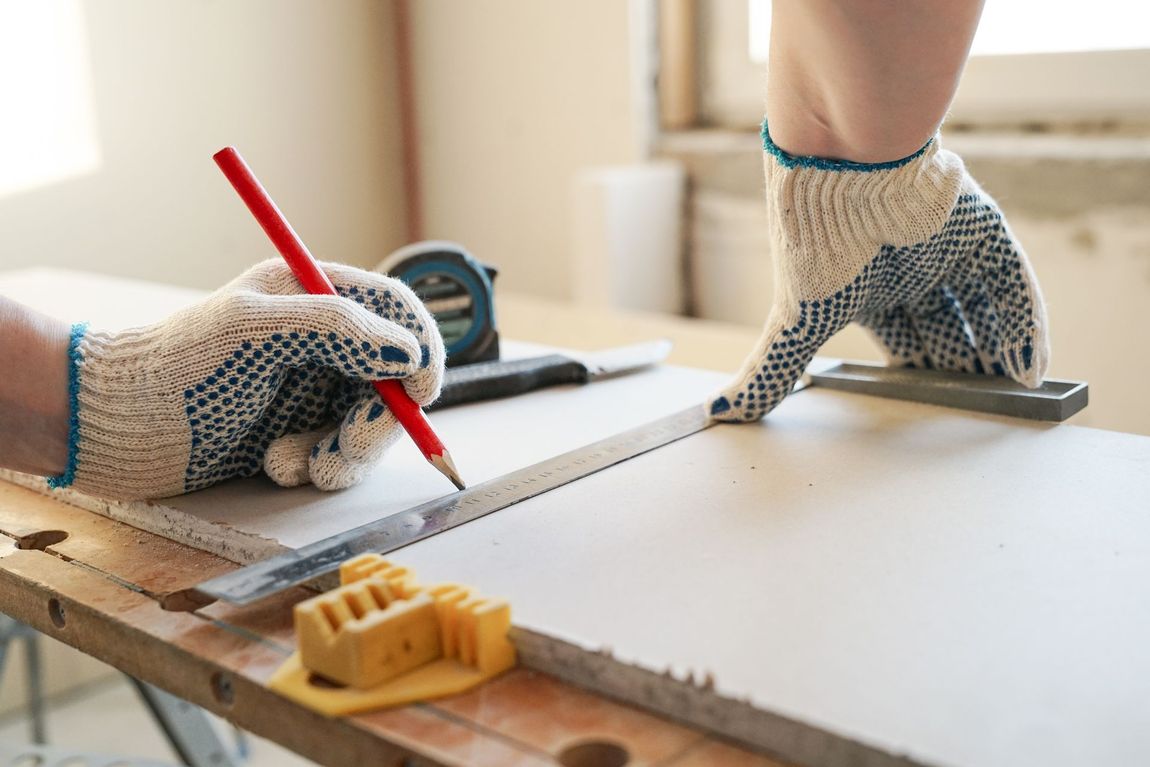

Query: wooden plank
[[0, 480, 236, 604], [432, 670, 704, 763], [668, 740, 791, 767], [0, 482, 773, 766], [0, 543, 423, 767]]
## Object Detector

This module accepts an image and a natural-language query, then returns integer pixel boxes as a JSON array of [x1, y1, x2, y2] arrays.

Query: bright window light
[[972, 1, 1150, 55], [748, 0, 771, 63], [749, 0, 1150, 62], [0, 1, 100, 198]]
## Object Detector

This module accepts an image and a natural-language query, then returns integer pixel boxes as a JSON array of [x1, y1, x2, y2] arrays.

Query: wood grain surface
[[0, 480, 785, 767]]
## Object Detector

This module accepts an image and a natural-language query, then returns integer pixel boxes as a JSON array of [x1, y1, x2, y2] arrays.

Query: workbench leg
[[0, 613, 48, 744], [23, 621, 46, 744], [130, 678, 245, 767]]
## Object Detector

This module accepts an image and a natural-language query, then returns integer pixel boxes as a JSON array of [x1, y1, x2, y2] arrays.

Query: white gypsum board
[[1, 266, 728, 558], [0, 268, 208, 329], [376, 388, 1150, 767], [155, 362, 729, 551]]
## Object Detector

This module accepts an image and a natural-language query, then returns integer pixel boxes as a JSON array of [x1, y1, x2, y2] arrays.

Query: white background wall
[[0, 1, 643, 301], [407, 0, 642, 299], [0, 0, 410, 289]]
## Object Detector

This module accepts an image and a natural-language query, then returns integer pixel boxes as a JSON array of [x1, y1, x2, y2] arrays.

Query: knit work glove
[[708, 126, 1049, 422], [49, 260, 445, 500]]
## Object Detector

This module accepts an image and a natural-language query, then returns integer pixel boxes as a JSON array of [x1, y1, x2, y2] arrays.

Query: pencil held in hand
[[213, 146, 466, 491]]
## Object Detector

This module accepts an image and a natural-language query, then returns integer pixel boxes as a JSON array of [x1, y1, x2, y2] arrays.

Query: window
[[686, 0, 1150, 130]]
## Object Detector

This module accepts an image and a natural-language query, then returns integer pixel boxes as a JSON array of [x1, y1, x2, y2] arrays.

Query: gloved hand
[[708, 126, 1049, 422], [49, 259, 445, 500]]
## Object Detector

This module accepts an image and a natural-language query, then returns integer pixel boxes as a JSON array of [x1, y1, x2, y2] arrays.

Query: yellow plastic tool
[[269, 554, 516, 716]]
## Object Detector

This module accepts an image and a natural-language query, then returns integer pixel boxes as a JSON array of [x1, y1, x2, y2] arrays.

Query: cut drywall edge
[[0, 470, 288, 566], [512, 627, 932, 767]]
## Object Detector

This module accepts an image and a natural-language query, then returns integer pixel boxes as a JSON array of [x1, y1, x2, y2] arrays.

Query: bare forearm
[[0, 297, 71, 476], [767, 0, 985, 162]]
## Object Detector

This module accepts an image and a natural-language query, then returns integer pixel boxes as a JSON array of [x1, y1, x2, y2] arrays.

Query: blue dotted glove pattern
[[181, 282, 434, 492], [710, 192, 1047, 421]]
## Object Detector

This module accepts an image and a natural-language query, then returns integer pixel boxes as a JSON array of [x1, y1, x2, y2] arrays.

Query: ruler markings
[[198, 405, 714, 605]]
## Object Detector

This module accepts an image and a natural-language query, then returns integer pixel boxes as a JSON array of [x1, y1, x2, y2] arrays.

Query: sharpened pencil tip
[[430, 452, 467, 491]]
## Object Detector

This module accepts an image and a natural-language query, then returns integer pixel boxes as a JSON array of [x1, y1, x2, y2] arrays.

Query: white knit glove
[[48, 260, 445, 500], [708, 126, 1049, 421]]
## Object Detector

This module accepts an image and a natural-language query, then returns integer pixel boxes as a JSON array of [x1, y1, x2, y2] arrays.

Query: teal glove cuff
[[46, 321, 87, 490]]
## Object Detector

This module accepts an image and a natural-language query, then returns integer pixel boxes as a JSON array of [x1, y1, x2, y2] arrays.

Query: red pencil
[[213, 146, 466, 491]]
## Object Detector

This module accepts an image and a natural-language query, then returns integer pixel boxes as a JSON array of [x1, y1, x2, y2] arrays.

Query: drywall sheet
[[5, 269, 1150, 767], [393, 389, 1150, 767]]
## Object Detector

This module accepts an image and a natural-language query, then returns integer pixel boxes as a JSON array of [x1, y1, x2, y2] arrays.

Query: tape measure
[[378, 241, 500, 366]]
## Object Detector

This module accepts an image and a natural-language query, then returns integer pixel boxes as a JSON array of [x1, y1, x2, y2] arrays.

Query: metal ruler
[[197, 405, 714, 605], [196, 363, 1088, 606]]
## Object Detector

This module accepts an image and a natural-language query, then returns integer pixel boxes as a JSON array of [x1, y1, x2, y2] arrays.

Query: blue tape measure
[[378, 241, 500, 366]]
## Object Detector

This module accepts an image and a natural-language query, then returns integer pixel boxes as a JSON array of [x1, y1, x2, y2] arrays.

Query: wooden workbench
[[0, 480, 780, 766], [0, 269, 781, 767], [5, 268, 1150, 767]]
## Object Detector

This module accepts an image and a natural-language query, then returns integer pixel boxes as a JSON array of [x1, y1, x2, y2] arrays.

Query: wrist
[[64, 326, 191, 499], [762, 128, 966, 250], [0, 298, 73, 477]]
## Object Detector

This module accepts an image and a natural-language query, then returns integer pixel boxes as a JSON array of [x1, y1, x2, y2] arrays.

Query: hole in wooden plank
[[158, 588, 216, 613], [558, 740, 631, 767], [16, 529, 69, 551], [47, 598, 66, 628], [211, 671, 236, 707]]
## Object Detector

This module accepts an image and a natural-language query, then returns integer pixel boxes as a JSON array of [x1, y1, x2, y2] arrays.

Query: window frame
[[660, 0, 1150, 133]]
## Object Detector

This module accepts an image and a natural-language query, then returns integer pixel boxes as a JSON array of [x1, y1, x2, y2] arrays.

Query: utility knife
[[430, 340, 673, 411]]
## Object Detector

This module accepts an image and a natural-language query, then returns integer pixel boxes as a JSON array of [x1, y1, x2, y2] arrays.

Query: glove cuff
[[45, 322, 87, 491], [761, 120, 967, 301], [59, 326, 191, 500]]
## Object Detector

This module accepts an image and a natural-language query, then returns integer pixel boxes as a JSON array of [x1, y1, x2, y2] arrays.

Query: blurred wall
[[0, 1, 646, 299], [407, 0, 642, 300], [0, 0, 409, 289]]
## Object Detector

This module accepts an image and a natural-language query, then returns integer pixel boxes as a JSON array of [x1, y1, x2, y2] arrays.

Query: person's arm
[[0, 261, 445, 501], [0, 297, 71, 476], [706, 0, 1049, 421], [766, 0, 986, 162]]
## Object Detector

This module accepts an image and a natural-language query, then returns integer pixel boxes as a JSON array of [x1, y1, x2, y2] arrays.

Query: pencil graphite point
[[432, 452, 467, 491]]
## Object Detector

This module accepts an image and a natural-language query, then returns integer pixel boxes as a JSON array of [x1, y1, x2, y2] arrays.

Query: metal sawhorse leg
[[0, 612, 247, 767]]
